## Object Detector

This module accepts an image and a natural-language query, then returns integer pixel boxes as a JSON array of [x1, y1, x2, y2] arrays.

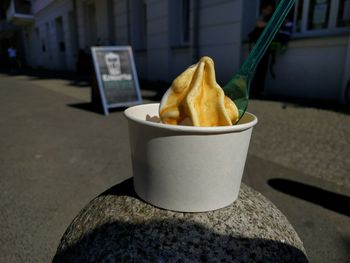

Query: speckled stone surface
[[53, 179, 308, 263]]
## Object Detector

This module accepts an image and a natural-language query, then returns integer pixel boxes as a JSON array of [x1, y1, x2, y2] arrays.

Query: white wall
[[341, 34, 350, 103], [265, 36, 348, 101], [77, 0, 122, 48], [197, 0, 242, 85], [142, 0, 243, 83], [74, 0, 244, 83], [32, 0, 55, 14]]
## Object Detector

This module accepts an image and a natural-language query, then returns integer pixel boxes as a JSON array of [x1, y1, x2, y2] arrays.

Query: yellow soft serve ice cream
[[159, 56, 239, 127]]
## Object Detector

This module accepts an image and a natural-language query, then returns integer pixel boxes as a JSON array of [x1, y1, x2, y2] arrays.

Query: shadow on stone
[[53, 219, 308, 263], [53, 178, 308, 263], [268, 178, 350, 217]]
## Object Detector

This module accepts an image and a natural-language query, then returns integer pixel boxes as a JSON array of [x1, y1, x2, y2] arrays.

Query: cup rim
[[124, 103, 257, 134]]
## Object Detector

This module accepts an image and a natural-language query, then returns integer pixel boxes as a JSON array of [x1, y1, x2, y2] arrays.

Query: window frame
[[258, 0, 350, 39], [169, 0, 192, 48], [292, 0, 350, 38], [180, 0, 191, 45], [129, 0, 147, 51]]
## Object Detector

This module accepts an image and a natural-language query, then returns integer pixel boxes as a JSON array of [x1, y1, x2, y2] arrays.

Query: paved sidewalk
[[0, 71, 349, 262]]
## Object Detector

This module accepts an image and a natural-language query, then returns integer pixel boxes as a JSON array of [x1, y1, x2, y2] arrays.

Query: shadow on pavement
[[0, 68, 91, 88], [67, 102, 127, 115], [251, 93, 350, 115], [67, 102, 103, 114], [139, 79, 169, 101], [268, 179, 350, 217], [98, 177, 137, 198]]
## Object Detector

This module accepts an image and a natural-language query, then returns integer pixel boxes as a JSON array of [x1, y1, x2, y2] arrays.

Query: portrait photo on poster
[[91, 46, 142, 115]]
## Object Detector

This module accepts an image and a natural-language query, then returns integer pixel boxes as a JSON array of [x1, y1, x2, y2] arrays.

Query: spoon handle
[[239, 0, 296, 77]]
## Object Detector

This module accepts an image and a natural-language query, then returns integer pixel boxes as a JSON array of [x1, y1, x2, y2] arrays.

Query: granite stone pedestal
[[53, 178, 308, 262]]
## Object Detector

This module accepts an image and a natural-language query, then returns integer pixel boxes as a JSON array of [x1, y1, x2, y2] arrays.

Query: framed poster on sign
[[91, 46, 142, 115]]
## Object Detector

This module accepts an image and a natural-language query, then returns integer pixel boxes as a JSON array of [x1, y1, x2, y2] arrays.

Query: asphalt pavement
[[0, 70, 349, 262]]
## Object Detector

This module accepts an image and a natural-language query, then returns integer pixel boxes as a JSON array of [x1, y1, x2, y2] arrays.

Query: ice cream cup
[[124, 103, 257, 212]]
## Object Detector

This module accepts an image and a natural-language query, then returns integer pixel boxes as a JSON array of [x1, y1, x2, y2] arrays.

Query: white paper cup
[[124, 103, 257, 212]]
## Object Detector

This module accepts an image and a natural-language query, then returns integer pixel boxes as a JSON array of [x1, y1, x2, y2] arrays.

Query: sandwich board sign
[[91, 46, 142, 115]]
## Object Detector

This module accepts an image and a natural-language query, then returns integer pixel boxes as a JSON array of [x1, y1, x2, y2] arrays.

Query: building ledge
[[6, 0, 34, 26]]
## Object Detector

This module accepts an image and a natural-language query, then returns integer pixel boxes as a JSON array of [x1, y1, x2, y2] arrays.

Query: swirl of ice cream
[[159, 56, 239, 127]]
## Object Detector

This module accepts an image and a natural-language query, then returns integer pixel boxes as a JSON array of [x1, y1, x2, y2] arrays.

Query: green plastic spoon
[[223, 0, 296, 121]]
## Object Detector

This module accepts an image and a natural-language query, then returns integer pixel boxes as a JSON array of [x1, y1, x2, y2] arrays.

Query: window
[[295, 0, 350, 36], [14, 0, 31, 14], [169, 0, 191, 47], [337, 0, 350, 27], [107, 0, 116, 44], [181, 0, 191, 44], [84, 2, 97, 47], [260, 0, 350, 37], [130, 0, 147, 50], [308, 0, 331, 30]]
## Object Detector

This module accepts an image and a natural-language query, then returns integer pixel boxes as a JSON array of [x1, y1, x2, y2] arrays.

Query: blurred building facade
[[22, 0, 77, 70], [3, 0, 350, 102]]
